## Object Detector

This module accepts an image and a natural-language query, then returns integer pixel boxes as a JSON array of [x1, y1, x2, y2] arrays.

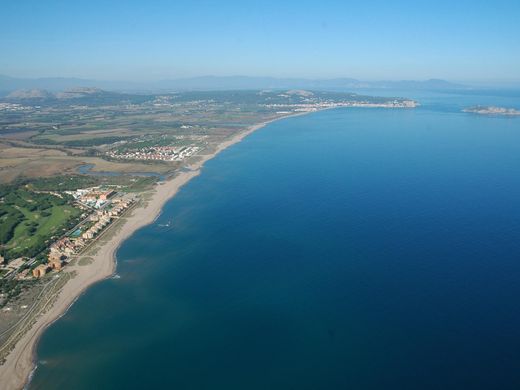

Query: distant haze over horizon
[[0, 74, 480, 94], [0, 73, 518, 87], [1, 76, 518, 91], [1, 1, 519, 83]]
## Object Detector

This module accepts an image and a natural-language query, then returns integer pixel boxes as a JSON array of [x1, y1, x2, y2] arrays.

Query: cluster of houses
[[107, 145, 200, 162], [82, 214, 111, 240], [82, 198, 132, 240], [264, 99, 418, 112], [0, 102, 32, 112], [68, 188, 116, 209], [31, 237, 79, 278], [30, 197, 134, 279]]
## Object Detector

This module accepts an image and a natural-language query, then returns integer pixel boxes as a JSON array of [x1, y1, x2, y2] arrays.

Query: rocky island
[[463, 106, 520, 116]]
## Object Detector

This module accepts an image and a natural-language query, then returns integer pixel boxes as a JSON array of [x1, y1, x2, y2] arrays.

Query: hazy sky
[[1, 0, 519, 82]]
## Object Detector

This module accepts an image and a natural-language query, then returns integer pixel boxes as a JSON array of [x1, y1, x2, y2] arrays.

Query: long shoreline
[[0, 112, 305, 390]]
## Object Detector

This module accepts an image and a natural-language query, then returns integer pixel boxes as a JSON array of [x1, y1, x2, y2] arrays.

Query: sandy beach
[[0, 114, 300, 390]]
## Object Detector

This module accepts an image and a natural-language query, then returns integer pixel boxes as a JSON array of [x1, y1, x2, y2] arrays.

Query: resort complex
[[0, 187, 136, 283]]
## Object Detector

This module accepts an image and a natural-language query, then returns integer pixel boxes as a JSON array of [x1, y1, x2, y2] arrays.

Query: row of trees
[[0, 206, 24, 245]]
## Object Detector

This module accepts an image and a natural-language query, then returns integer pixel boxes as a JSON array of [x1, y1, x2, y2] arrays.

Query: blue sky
[[1, 0, 519, 82]]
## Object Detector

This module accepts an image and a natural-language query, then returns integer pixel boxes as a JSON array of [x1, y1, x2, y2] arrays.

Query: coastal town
[[108, 145, 201, 162], [265, 99, 418, 112]]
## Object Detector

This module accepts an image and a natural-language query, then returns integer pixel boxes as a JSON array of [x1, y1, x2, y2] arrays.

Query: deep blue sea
[[30, 90, 520, 389]]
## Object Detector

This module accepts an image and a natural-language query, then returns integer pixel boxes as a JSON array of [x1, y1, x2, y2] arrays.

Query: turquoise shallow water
[[30, 92, 520, 389]]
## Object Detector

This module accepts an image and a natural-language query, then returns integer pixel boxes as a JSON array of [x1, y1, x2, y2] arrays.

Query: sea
[[29, 89, 520, 389]]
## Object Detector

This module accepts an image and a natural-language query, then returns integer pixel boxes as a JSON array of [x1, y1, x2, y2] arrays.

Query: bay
[[30, 92, 520, 389]]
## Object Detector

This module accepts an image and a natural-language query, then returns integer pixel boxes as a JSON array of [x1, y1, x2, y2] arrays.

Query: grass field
[[8, 205, 80, 254], [0, 142, 173, 183], [0, 188, 82, 260], [0, 143, 81, 182]]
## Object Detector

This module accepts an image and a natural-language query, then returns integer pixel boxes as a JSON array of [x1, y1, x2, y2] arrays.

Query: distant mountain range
[[3, 87, 141, 103], [0, 74, 468, 95]]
